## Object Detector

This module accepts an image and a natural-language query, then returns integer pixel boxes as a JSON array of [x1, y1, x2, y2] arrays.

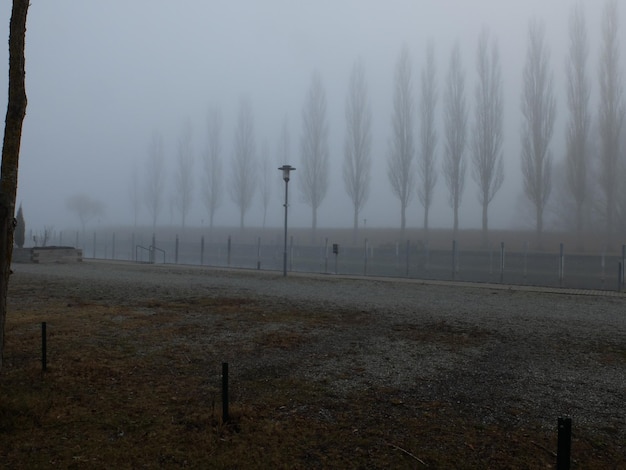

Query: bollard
[[41, 322, 47, 371], [557, 416, 571, 470], [222, 362, 229, 423]]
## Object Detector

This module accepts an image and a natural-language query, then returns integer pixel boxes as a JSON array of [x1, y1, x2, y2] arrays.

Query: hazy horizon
[[1, 1, 624, 238]]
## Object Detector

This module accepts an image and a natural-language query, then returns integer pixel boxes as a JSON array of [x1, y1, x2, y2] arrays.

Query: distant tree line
[[118, 0, 623, 251]]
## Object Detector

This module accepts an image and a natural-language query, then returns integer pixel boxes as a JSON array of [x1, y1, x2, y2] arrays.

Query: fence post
[[363, 238, 368, 276], [222, 362, 229, 423], [500, 241, 505, 283], [227, 235, 231, 267], [175, 235, 179, 264], [256, 236, 261, 270], [622, 245, 626, 286], [41, 321, 47, 372], [557, 416, 571, 470], [324, 237, 328, 273], [289, 235, 294, 272], [200, 236, 205, 265], [93, 232, 96, 259], [405, 240, 410, 277], [452, 240, 457, 280], [559, 242, 564, 286], [524, 242, 528, 282], [112, 232, 116, 260]]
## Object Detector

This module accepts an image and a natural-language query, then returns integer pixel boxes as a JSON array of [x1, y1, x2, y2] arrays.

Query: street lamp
[[278, 165, 295, 276]]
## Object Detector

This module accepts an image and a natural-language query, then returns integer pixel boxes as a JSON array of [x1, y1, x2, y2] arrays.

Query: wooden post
[[557, 417, 571, 470], [41, 321, 47, 371], [222, 362, 229, 423]]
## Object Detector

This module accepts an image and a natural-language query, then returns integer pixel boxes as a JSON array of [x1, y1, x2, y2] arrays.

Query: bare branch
[[300, 72, 330, 238], [472, 28, 504, 247], [230, 97, 257, 230], [387, 44, 416, 235], [343, 58, 372, 243], [418, 42, 438, 237], [442, 42, 467, 238], [520, 19, 556, 246]]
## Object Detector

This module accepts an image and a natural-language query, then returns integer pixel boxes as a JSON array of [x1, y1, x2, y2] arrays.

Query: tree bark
[[0, 0, 29, 372]]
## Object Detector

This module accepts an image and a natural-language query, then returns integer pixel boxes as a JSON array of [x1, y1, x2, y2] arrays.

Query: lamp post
[[279, 165, 295, 276]]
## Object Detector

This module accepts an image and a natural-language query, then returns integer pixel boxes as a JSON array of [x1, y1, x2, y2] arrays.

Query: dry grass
[[0, 267, 623, 469]]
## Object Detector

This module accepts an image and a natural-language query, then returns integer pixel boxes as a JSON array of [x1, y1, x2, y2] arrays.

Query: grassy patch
[[0, 273, 623, 468]]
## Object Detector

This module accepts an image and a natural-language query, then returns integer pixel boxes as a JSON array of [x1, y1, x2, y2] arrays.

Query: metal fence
[[58, 230, 626, 292]]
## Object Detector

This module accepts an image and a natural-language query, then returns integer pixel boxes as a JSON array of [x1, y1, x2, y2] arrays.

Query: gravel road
[[10, 260, 626, 445]]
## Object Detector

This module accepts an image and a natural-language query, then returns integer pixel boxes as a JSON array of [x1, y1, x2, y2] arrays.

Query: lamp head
[[278, 164, 295, 182]]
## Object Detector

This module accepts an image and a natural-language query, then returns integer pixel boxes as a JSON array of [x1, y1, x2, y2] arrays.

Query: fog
[[0, 1, 623, 236]]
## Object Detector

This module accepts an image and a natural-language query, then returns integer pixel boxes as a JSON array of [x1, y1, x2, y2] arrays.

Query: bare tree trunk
[[0, 0, 29, 372], [481, 201, 488, 248], [352, 208, 358, 245]]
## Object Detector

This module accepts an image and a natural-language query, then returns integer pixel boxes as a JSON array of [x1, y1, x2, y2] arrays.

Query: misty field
[[1, 260, 624, 468]]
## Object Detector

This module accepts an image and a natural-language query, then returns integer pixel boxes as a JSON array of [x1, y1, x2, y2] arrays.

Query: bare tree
[[230, 97, 257, 230], [343, 58, 372, 244], [202, 106, 223, 233], [173, 118, 194, 230], [300, 72, 330, 239], [387, 44, 416, 236], [277, 114, 291, 169], [565, 3, 591, 248], [259, 139, 272, 229], [472, 29, 504, 248], [442, 42, 468, 239], [66, 194, 105, 235], [598, 0, 624, 246], [0, 0, 29, 371], [521, 20, 556, 247], [144, 131, 166, 231], [418, 43, 438, 239]]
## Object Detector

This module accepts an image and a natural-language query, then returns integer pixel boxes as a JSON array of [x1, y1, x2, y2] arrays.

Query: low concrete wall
[[13, 247, 83, 264]]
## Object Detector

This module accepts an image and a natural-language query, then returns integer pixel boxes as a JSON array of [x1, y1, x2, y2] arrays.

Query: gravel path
[[10, 260, 626, 443]]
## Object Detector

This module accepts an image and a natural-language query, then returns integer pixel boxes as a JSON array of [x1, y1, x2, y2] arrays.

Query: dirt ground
[[1, 260, 624, 469]]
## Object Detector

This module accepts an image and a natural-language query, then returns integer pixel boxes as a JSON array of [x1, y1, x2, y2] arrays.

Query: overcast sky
[[0, 0, 623, 233]]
